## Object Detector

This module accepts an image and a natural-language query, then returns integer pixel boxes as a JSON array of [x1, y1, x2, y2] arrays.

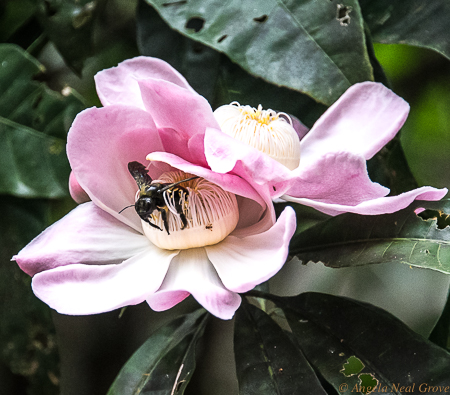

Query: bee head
[[135, 196, 156, 219]]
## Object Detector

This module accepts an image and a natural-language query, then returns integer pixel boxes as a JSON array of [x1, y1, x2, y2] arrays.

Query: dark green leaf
[[0, 0, 37, 42], [429, 292, 450, 350], [234, 301, 326, 395], [0, 44, 85, 198], [363, 23, 390, 90], [358, 25, 419, 194], [290, 199, 450, 273], [274, 292, 450, 390], [0, 195, 59, 395], [137, 0, 326, 126], [143, 0, 374, 105], [360, 0, 450, 61], [275, 202, 330, 236], [34, 0, 103, 73], [137, 0, 221, 103], [367, 136, 418, 196], [107, 309, 208, 395]]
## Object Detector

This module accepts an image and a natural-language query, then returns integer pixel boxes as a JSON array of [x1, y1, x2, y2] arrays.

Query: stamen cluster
[[142, 170, 239, 250], [214, 102, 301, 170]]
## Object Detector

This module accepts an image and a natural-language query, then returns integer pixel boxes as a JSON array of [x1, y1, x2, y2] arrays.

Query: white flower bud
[[214, 103, 301, 170]]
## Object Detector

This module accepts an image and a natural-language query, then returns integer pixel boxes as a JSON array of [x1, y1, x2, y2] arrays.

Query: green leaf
[[290, 199, 450, 273], [0, 44, 85, 198], [264, 292, 450, 391], [143, 0, 373, 105], [0, 195, 59, 395], [275, 202, 330, 236], [429, 292, 450, 350], [360, 0, 450, 60], [234, 301, 326, 395], [367, 136, 419, 196], [137, 0, 221, 103], [34, 0, 102, 73], [0, 0, 37, 42], [136, 0, 326, 126], [362, 25, 419, 194], [107, 309, 209, 395]]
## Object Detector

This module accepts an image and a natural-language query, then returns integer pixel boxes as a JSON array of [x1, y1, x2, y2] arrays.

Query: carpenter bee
[[121, 161, 198, 235]]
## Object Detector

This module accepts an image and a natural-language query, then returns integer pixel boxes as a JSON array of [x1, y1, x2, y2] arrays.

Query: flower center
[[141, 170, 239, 250], [214, 102, 301, 170]]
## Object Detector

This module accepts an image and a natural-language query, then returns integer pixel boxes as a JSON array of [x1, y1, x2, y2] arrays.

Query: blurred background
[[1, 0, 449, 393]]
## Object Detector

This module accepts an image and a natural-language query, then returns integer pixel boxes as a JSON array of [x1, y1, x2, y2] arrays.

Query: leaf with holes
[[360, 0, 450, 61], [234, 301, 326, 395], [143, 0, 374, 105], [0, 44, 85, 198], [265, 292, 450, 391], [136, 0, 327, 127], [289, 199, 450, 273], [107, 309, 208, 395]]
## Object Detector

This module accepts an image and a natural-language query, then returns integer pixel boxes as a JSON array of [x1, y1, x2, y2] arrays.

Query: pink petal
[[158, 128, 208, 168], [204, 128, 293, 197], [138, 79, 219, 140], [231, 201, 274, 237], [146, 151, 266, 209], [300, 82, 410, 168], [13, 203, 149, 276], [290, 114, 309, 141], [206, 207, 296, 293], [69, 171, 90, 204], [67, 105, 163, 231], [147, 248, 242, 320], [95, 56, 194, 109], [32, 246, 179, 315], [282, 186, 448, 216], [287, 152, 389, 206]]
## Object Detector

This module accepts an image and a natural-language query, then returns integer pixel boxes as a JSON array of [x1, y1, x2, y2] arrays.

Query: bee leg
[[144, 216, 163, 232], [173, 192, 188, 230], [159, 208, 170, 235]]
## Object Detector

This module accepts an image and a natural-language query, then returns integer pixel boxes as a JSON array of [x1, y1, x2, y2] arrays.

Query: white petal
[[32, 247, 179, 315], [206, 207, 296, 293], [147, 248, 241, 320], [14, 202, 149, 276]]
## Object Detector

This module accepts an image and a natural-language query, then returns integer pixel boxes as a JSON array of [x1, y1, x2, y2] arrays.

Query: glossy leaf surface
[[136, 0, 326, 127], [234, 301, 326, 395], [143, 0, 374, 105], [0, 44, 84, 198], [290, 199, 450, 273], [360, 0, 450, 60], [273, 292, 450, 391], [107, 309, 208, 395]]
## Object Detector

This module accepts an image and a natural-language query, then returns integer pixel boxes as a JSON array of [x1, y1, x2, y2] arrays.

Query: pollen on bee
[[141, 170, 239, 250]]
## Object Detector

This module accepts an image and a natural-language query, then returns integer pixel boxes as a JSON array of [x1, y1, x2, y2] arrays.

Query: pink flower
[[13, 57, 296, 320], [206, 82, 447, 215]]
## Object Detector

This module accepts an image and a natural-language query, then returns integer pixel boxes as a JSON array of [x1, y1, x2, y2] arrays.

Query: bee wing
[[128, 161, 152, 188]]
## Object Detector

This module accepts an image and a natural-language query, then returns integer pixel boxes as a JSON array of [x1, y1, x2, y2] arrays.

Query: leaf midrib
[[0, 114, 66, 142], [291, 236, 450, 254]]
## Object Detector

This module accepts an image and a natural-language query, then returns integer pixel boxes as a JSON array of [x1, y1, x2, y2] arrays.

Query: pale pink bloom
[[13, 57, 296, 320], [206, 82, 447, 215]]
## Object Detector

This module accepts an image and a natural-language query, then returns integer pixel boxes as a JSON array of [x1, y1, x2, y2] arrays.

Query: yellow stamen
[[214, 102, 301, 170], [141, 171, 239, 250]]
